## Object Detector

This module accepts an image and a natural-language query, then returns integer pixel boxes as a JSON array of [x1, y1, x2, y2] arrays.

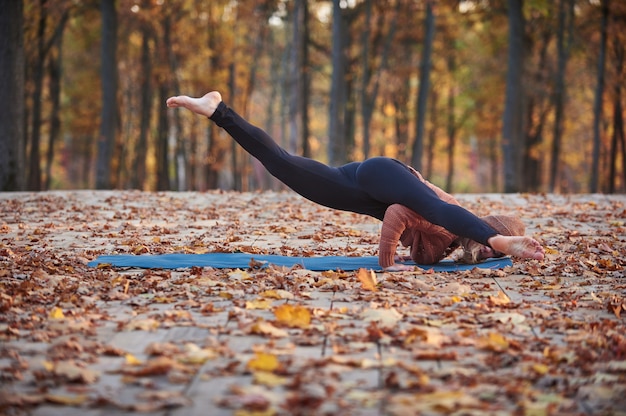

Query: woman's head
[[459, 215, 525, 264]]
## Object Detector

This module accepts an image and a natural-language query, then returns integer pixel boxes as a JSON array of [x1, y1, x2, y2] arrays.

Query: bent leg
[[355, 157, 497, 245]]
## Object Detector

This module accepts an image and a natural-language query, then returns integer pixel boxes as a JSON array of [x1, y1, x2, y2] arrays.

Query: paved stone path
[[0, 191, 624, 415]]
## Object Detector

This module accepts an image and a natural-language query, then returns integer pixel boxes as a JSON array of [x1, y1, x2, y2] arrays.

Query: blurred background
[[0, 0, 624, 194]]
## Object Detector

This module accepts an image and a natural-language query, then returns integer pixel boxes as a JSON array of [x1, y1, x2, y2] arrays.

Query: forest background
[[0, 0, 624, 194]]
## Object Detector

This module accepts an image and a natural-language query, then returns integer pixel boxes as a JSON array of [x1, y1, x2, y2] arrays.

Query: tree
[[549, 0, 574, 192], [0, 0, 25, 191], [131, 4, 153, 190], [328, 0, 348, 166], [95, 0, 119, 189], [289, 0, 311, 157], [590, 0, 609, 193], [501, 0, 525, 193], [328, 0, 347, 165], [410, 1, 434, 171], [359, 0, 398, 159]]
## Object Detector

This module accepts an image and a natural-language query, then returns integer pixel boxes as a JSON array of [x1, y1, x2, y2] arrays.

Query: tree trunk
[[96, 0, 118, 189], [590, 0, 609, 193], [523, 29, 551, 192], [156, 13, 172, 192], [445, 53, 456, 193], [549, 0, 574, 192], [410, 1, 434, 171], [501, 0, 525, 193], [132, 25, 152, 190], [328, 0, 348, 166], [608, 39, 624, 193], [424, 90, 438, 180], [360, 1, 398, 160], [393, 45, 412, 163], [45, 27, 64, 190], [300, 0, 311, 159], [28, 0, 49, 191], [0, 0, 25, 191], [289, 0, 308, 156]]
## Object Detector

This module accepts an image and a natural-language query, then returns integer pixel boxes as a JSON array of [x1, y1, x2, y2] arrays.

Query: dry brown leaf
[[250, 320, 288, 337], [489, 290, 511, 305], [356, 268, 378, 291]]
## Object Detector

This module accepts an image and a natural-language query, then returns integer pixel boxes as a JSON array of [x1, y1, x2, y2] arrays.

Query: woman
[[166, 91, 544, 271]]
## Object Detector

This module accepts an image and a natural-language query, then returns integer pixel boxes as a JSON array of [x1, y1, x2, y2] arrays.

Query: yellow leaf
[[245, 299, 273, 310], [476, 332, 510, 352], [532, 363, 550, 375], [49, 307, 65, 320], [247, 352, 279, 372], [132, 245, 149, 254], [544, 247, 559, 255], [274, 304, 311, 329], [489, 291, 510, 305], [42, 361, 55, 371], [253, 370, 288, 387], [451, 295, 462, 303], [357, 268, 378, 291], [125, 354, 143, 366]]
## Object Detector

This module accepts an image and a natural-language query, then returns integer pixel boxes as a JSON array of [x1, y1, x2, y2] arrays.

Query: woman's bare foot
[[487, 235, 545, 261], [166, 91, 222, 118]]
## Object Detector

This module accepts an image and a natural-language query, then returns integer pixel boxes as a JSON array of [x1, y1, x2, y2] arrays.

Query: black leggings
[[210, 102, 497, 245]]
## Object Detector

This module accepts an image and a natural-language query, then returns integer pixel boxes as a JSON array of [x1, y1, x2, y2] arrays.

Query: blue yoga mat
[[88, 252, 512, 272]]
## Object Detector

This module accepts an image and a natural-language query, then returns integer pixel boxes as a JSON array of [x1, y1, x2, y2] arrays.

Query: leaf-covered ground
[[0, 190, 625, 416]]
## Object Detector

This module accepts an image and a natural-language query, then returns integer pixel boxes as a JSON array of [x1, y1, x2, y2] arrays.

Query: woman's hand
[[383, 263, 416, 272]]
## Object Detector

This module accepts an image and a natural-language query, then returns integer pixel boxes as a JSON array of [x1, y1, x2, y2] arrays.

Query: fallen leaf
[[53, 360, 99, 384], [489, 291, 511, 305], [357, 268, 378, 292], [246, 299, 273, 310], [124, 318, 160, 331], [125, 354, 143, 366], [404, 326, 448, 348], [253, 371, 287, 387], [45, 393, 89, 405], [274, 304, 311, 328], [180, 343, 217, 364], [476, 332, 510, 352], [250, 320, 288, 338], [49, 307, 65, 320], [120, 356, 177, 376], [260, 289, 294, 300], [247, 352, 280, 372], [361, 307, 403, 328]]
